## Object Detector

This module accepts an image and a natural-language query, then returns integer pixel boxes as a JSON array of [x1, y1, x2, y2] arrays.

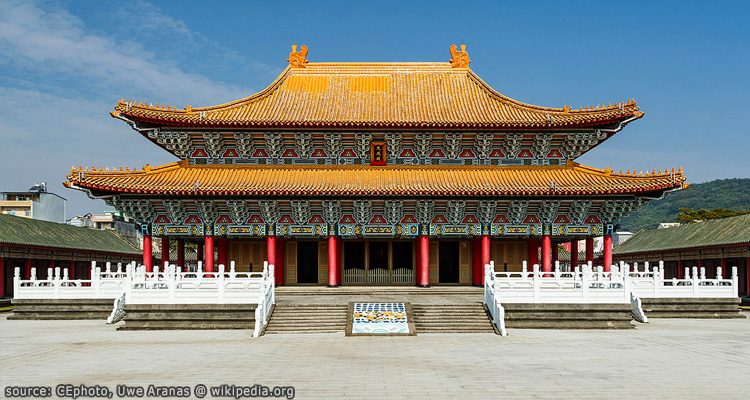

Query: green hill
[[619, 178, 750, 232]]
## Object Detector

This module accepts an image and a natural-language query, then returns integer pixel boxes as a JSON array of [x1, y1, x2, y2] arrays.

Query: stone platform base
[[8, 299, 113, 320], [119, 304, 257, 330], [641, 298, 744, 318], [503, 303, 635, 329]]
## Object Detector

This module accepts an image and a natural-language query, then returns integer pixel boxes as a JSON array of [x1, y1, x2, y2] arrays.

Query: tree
[[676, 207, 750, 223]]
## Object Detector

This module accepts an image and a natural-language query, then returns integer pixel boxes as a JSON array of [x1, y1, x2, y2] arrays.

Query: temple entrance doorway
[[296, 241, 318, 284], [439, 241, 460, 283], [341, 240, 415, 285]]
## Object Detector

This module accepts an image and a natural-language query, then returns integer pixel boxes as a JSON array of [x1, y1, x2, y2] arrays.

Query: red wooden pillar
[[160, 237, 170, 267], [417, 235, 429, 287], [471, 238, 481, 286], [527, 237, 539, 266], [266, 235, 276, 267], [677, 260, 684, 279], [720, 257, 727, 278], [480, 235, 490, 284], [0, 257, 5, 298], [23, 259, 32, 279], [275, 238, 285, 285], [541, 235, 552, 272], [585, 237, 594, 264], [570, 240, 579, 270], [69, 260, 75, 279], [143, 234, 153, 272], [746, 255, 750, 297], [603, 234, 613, 272], [327, 235, 339, 287], [217, 238, 228, 267], [204, 235, 215, 273], [176, 239, 185, 268]]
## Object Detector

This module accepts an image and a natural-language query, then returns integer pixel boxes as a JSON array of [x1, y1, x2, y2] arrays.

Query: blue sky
[[1, 0, 748, 218]]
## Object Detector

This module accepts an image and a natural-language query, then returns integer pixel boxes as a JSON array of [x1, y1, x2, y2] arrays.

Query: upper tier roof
[[65, 161, 686, 198], [112, 45, 643, 130]]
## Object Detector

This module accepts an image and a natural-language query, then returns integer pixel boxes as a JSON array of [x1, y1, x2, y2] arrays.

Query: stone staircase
[[118, 304, 256, 330], [502, 303, 635, 329], [8, 299, 114, 320], [265, 304, 348, 334], [641, 298, 745, 318], [412, 303, 496, 333]]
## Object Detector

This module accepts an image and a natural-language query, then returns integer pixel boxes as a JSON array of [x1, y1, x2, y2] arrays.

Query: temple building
[[65, 45, 686, 287]]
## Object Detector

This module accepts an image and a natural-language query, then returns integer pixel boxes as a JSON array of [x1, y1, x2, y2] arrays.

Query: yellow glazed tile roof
[[66, 161, 686, 197], [112, 52, 642, 129]]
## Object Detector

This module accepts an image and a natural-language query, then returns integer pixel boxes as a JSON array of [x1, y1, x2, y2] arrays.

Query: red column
[[69, 260, 75, 279], [417, 235, 430, 287], [275, 238, 285, 285], [471, 238, 481, 286], [480, 235, 490, 285], [143, 234, 153, 272], [0, 257, 5, 298], [603, 234, 613, 272], [541, 235, 552, 272], [746, 255, 750, 297], [677, 260, 684, 279], [160, 237, 170, 267], [527, 237, 539, 266], [176, 239, 185, 268], [570, 240, 579, 270], [720, 257, 727, 278], [217, 238, 228, 267], [266, 236, 276, 267], [204, 236, 215, 273], [585, 237, 594, 264], [327, 236, 339, 287]]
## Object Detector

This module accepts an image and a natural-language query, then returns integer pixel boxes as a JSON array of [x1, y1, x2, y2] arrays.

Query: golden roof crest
[[449, 44, 470, 68], [288, 44, 309, 68]]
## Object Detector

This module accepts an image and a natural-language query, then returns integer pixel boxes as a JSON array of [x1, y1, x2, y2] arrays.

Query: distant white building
[[0, 182, 66, 223], [68, 210, 139, 247]]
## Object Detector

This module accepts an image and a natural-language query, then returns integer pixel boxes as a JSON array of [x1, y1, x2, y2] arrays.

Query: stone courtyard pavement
[[1, 313, 748, 400]]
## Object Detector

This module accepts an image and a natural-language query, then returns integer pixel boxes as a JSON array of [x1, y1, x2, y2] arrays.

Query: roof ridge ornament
[[288, 44, 309, 68], [449, 44, 470, 68]]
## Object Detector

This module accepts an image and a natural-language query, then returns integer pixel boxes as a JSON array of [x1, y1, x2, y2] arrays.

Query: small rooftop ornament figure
[[449, 44, 470, 68], [288, 44, 309, 68]]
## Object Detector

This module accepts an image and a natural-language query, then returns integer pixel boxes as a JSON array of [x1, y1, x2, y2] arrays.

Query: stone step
[[8, 299, 115, 320], [506, 320, 634, 329], [7, 312, 110, 320], [267, 320, 345, 325], [272, 308, 348, 313], [504, 312, 634, 321], [640, 298, 743, 318], [120, 304, 258, 331], [118, 321, 253, 330], [266, 329, 344, 334], [12, 304, 113, 312], [416, 327, 495, 332], [645, 312, 746, 319], [125, 313, 254, 321]]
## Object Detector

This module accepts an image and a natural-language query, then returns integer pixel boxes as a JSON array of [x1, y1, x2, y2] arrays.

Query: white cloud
[[0, 0, 248, 105], [0, 0, 269, 216]]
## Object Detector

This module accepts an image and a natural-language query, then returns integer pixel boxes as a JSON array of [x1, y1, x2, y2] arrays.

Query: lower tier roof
[[66, 161, 686, 198]]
